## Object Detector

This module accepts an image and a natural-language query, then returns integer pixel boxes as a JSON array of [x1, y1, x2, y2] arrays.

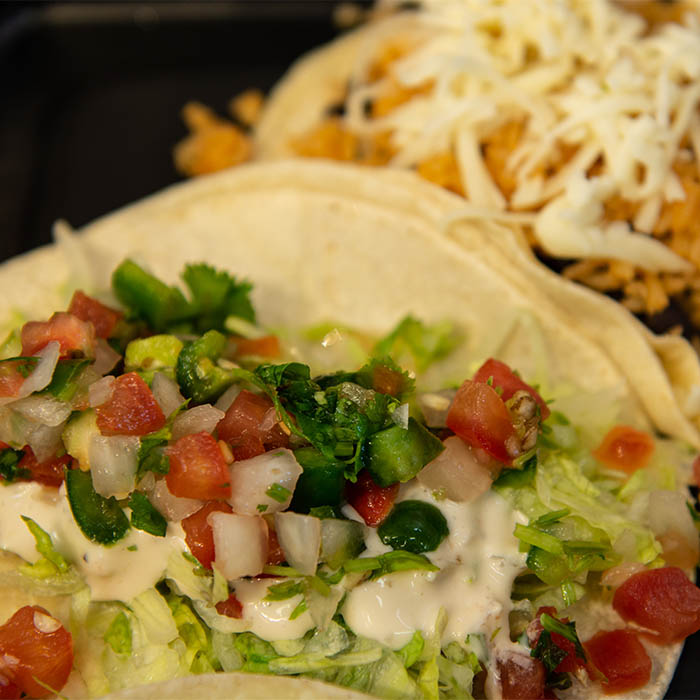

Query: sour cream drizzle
[[0, 481, 186, 601], [343, 483, 527, 650]]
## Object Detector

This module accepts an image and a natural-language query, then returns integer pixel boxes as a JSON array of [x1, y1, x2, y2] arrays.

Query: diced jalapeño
[[362, 417, 444, 486]]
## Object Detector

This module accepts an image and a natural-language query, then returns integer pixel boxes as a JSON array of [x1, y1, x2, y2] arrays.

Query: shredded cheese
[[339, 0, 700, 271]]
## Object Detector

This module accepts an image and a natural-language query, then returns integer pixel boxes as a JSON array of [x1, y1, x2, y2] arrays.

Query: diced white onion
[[274, 512, 321, 575], [227, 448, 302, 515], [648, 490, 697, 545], [12, 395, 72, 427], [214, 384, 242, 412], [88, 376, 115, 408], [88, 434, 140, 498], [19, 341, 60, 397], [209, 512, 268, 581], [26, 422, 66, 463], [151, 372, 185, 418], [417, 390, 456, 428], [417, 436, 493, 502], [258, 407, 278, 434], [172, 404, 225, 441], [147, 478, 203, 522], [92, 338, 121, 376]]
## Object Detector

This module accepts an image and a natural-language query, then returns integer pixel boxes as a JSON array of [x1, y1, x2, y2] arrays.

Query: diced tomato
[[266, 523, 286, 566], [233, 335, 280, 359], [67, 290, 123, 339], [0, 676, 20, 699], [21, 312, 95, 359], [527, 606, 586, 674], [497, 653, 545, 700], [0, 605, 73, 698], [167, 432, 232, 500], [217, 390, 289, 460], [95, 372, 166, 436], [584, 629, 651, 694], [473, 358, 550, 419], [16, 448, 71, 488], [215, 593, 243, 619], [372, 365, 405, 397], [613, 566, 700, 644], [182, 501, 233, 569], [592, 425, 654, 474], [345, 470, 399, 527], [446, 380, 518, 464], [0, 360, 27, 399]]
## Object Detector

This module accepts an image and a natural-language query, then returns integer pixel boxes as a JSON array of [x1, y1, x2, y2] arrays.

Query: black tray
[[1, 3, 699, 698]]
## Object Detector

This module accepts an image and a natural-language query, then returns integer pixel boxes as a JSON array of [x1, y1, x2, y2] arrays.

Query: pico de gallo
[[0, 259, 697, 699]]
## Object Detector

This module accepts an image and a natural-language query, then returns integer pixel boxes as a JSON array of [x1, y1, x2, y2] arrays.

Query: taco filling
[[0, 257, 697, 699]]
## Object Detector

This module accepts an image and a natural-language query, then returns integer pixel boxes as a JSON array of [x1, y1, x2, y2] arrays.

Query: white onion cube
[[274, 512, 321, 576], [209, 512, 268, 581], [89, 434, 140, 498], [227, 448, 302, 515]]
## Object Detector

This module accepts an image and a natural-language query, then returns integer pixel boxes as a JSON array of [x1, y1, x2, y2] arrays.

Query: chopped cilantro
[[0, 446, 30, 483], [257, 504, 268, 513], [129, 491, 167, 537]]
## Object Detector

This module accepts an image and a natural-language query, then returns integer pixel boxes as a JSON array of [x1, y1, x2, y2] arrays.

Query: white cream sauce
[[0, 481, 186, 601], [233, 578, 315, 641], [343, 483, 527, 650]]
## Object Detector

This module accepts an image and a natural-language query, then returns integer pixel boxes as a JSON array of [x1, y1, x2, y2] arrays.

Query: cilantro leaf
[[0, 446, 30, 483], [182, 263, 255, 332]]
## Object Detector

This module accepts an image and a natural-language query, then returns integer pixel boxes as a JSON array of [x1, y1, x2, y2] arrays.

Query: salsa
[[0, 259, 697, 698]]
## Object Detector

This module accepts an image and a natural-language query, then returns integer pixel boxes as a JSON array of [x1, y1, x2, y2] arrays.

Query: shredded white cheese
[[343, 0, 700, 270]]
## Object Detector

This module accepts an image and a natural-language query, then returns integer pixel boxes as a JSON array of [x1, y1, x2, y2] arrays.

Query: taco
[[0, 160, 697, 699], [250, 0, 700, 332]]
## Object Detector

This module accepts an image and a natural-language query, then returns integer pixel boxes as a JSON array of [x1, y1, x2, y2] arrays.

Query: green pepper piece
[[129, 491, 167, 537], [65, 469, 130, 545], [378, 500, 448, 554], [290, 447, 346, 512], [125, 335, 183, 372], [362, 417, 444, 486], [176, 330, 236, 403], [112, 259, 190, 332]]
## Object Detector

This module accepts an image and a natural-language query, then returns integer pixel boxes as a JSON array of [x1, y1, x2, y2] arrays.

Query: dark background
[[0, 3, 698, 697]]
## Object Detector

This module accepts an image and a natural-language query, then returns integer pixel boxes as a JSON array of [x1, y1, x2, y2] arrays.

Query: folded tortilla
[[0, 160, 695, 698]]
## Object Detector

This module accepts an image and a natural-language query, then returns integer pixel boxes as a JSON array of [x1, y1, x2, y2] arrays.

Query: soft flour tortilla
[[0, 159, 693, 698]]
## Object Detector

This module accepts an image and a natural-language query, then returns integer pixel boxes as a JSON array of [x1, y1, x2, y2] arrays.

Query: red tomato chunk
[[217, 390, 289, 460], [167, 432, 232, 501], [67, 290, 122, 339], [592, 425, 654, 473], [613, 566, 700, 644], [182, 501, 233, 569], [21, 312, 95, 359], [345, 470, 399, 527], [584, 629, 651, 694], [472, 358, 550, 419], [446, 380, 517, 464], [17, 448, 71, 488], [95, 372, 166, 436], [497, 653, 545, 700], [0, 361, 27, 399], [215, 594, 243, 619], [0, 605, 73, 698]]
